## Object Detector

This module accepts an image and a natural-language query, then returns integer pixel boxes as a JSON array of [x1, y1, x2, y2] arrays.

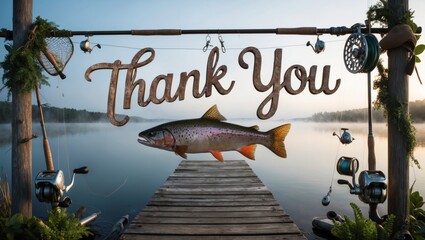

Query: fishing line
[[84, 175, 129, 199], [102, 176, 128, 198], [72, 39, 345, 52], [322, 74, 350, 206], [37, 84, 70, 173], [54, 80, 71, 176], [331, 80, 348, 180], [70, 202, 102, 217], [329, 110, 343, 186]]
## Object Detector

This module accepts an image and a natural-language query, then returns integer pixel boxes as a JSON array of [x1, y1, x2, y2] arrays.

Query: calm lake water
[[0, 121, 424, 239]]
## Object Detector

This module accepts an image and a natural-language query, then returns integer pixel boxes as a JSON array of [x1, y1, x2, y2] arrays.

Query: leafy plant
[[367, 0, 415, 28], [0, 213, 45, 240], [0, 174, 90, 239], [0, 17, 69, 95], [0, 210, 91, 240], [410, 186, 425, 239], [331, 203, 395, 240], [41, 209, 91, 240]]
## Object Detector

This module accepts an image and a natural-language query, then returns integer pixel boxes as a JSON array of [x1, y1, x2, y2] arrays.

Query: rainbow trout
[[138, 105, 291, 161]]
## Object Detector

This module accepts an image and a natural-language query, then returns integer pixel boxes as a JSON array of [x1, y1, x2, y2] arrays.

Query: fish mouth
[[137, 134, 154, 146]]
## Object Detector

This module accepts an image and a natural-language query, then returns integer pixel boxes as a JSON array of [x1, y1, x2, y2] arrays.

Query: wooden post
[[387, 0, 410, 231], [11, 0, 33, 217]]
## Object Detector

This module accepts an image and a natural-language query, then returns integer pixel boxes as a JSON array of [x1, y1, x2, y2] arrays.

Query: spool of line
[[336, 157, 359, 176], [362, 34, 380, 73]]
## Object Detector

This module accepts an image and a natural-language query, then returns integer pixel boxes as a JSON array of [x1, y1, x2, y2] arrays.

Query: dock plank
[[121, 160, 305, 239], [124, 223, 301, 235]]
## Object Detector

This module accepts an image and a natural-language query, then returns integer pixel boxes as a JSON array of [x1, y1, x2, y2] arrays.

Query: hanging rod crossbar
[[66, 27, 392, 36], [1, 26, 411, 40]]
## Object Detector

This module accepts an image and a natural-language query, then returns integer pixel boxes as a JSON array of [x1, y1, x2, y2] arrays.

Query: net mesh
[[37, 37, 74, 77]]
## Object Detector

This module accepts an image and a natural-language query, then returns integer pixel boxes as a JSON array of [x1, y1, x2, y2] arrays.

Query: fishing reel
[[80, 37, 101, 53], [306, 35, 325, 54], [343, 23, 380, 73], [336, 157, 387, 204], [35, 166, 89, 208], [333, 128, 354, 145]]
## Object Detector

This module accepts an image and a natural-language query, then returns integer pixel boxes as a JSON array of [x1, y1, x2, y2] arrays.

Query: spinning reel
[[336, 157, 387, 204], [306, 35, 325, 54], [343, 23, 380, 73], [35, 166, 89, 208], [333, 128, 354, 145], [80, 37, 101, 53]]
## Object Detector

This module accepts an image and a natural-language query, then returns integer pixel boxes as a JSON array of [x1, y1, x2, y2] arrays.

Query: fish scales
[[138, 105, 290, 161], [168, 119, 270, 153]]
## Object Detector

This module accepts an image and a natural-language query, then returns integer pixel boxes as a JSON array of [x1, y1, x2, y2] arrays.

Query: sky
[[0, 0, 425, 122]]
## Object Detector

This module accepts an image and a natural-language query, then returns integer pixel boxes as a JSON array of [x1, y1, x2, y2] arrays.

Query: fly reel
[[343, 24, 380, 73]]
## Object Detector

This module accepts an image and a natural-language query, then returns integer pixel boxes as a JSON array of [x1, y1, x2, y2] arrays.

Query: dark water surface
[[1, 121, 424, 239]]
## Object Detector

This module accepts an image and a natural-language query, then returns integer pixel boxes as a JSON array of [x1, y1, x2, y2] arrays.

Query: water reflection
[[0, 121, 424, 239]]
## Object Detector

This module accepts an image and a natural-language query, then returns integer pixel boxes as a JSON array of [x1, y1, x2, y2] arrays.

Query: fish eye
[[148, 132, 155, 137]]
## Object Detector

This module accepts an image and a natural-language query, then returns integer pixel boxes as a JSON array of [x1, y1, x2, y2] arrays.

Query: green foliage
[[410, 187, 425, 239], [373, 60, 419, 168], [0, 43, 47, 94], [0, 170, 89, 240], [380, 214, 396, 240], [0, 209, 91, 240], [0, 16, 69, 95], [367, 0, 415, 28], [41, 209, 91, 240], [368, 0, 421, 168], [0, 213, 45, 240], [367, 0, 391, 27], [331, 203, 395, 240], [416, 44, 425, 63]]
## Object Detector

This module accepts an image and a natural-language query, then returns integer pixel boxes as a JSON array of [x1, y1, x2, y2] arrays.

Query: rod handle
[[43, 138, 54, 171], [73, 166, 89, 174], [131, 29, 182, 35], [276, 27, 317, 35]]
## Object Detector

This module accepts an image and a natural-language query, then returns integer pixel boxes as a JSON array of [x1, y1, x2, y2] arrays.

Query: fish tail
[[266, 123, 291, 158]]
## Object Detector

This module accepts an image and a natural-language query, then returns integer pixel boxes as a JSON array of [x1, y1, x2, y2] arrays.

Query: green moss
[[368, 0, 420, 168]]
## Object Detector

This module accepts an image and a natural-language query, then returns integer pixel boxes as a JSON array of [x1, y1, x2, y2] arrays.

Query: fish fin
[[175, 145, 188, 159], [210, 150, 224, 162], [266, 123, 291, 158], [201, 105, 227, 121], [250, 125, 260, 131], [238, 144, 256, 160]]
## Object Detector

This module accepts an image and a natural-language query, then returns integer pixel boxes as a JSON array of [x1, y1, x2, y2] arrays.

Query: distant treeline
[[0, 101, 144, 123], [310, 99, 425, 123], [2, 99, 424, 124]]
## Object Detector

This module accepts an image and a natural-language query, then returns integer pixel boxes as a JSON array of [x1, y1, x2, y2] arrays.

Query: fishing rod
[[34, 81, 54, 171], [1, 26, 404, 40]]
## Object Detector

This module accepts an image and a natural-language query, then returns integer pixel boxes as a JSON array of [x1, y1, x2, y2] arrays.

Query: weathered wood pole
[[387, 0, 410, 231], [11, 0, 33, 217]]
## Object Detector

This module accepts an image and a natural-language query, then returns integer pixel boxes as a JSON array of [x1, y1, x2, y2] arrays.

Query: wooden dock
[[121, 160, 305, 239]]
